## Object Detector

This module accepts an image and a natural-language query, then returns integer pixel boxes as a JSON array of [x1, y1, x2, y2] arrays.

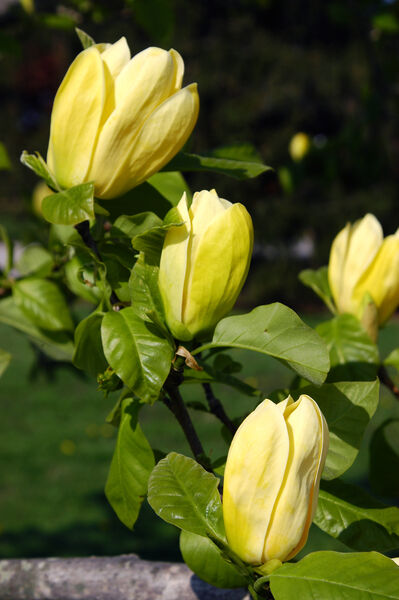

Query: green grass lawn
[[1, 313, 398, 562]]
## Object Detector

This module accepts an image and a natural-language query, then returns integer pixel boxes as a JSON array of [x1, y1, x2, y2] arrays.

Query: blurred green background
[[1, 0, 399, 563]]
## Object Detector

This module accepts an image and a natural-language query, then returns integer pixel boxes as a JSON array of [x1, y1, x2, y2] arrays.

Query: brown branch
[[163, 382, 211, 472], [202, 382, 237, 435], [0, 554, 249, 600], [378, 365, 399, 400]]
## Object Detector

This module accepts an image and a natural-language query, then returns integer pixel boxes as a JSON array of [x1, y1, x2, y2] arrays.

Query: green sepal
[[20, 150, 59, 191]]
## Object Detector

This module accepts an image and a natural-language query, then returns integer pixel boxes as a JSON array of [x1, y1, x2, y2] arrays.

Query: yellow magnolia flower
[[289, 132, 310, 162], [47, 38, 199, 199], [158, 189, 253, 341], [223, 395, 328, 566], [328, 214, 399, 326]]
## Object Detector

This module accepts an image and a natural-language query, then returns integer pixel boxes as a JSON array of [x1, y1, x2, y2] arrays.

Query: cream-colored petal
[[188, 190, 230, 263], [158, 193, 191, 340], [353, 232, 399, 324], [88, 47, 179, 197], [223, 399, 290, 565], [183, 203, 253, 338], [98, 83, 199, 199], [100, 37, 131, 78], [47, 46, 105, 189], [328, 222, 350, 311], [263, 395, 326, 562], [342, 214, 383, 314], [169, 48, 184, 92]]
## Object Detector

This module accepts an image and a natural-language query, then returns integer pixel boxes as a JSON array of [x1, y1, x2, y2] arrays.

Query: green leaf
[[64, 250, 102, 304], [182, 364, 261, 398], [0, 348, 11, 378], [194, 303, 330, 386], [17, 244, 53, 278], [113, 212, 163, 240], [101, 307, 174, 404], [0, 225, 13, 275], [73, 311, 108, 378], [269, 551, 399, 600], [131, 219, 182, 266], [316, 314, 379, 382], [20, 151, 59, 190], [180, 530, 247, 589], [0, 297, 74, 361], [97, 182, 173, 221], [211, 142, 265, 164], [299, 266, 336, 313], [13, 278, 74, 332], [315, 479, 399, 552], [0, 142, 11, 170], [147, 171, 191, 206], [105, 397, 155, 530], [75, 27, 95, 48], [129, 255, 169, 335], [163, 151, 272, 180], [147, 452, 225, 539], [369, 419, 399, 498], [384, 348, 399, 371], [301, 380, 379, 480], [41, 182, 95, 225]]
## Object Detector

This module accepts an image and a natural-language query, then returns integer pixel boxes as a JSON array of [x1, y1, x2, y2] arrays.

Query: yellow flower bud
[[47, 38, 199, 199], [289, 132, 311, 162], [328, 214, 399, 326], [158, 189, 253, 341], [223, 395, 328, 566]]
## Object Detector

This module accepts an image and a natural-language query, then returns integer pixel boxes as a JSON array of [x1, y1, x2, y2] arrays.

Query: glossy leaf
[[301, 380, 379, 480], [164, 151, 272, 180], [180, 530, 247, 589], [369, 419, 399, 498], [13, 278, 74, 332], [316, 314, 379, 382], [0, 297, 73, 361], [269, 551, 399, 600], [0, 349, 11, 378], [315, 479, 399, 552], [147, 171, 191, 206], [64, 250, 101, 304], [147, 452, 225, 539], [113, 212, 163, 240], [17, 244, 53, 278], [129, 255, 169, 336], [73, 311, 108, 378], [299, 266, 336, 313], [105, 397, 155, 530], [101, 307, 174, 404], [194, 303, 330, 386], [20, 150, 59, 190], [97, 182, 172, 221], [41, 182, 95, 225]]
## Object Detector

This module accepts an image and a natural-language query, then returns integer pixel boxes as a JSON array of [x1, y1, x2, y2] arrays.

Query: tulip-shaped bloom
[[158, 189, 253, 341], [223, 395, 328, 565], [47, 38, 199, 199], [329, 214, 399, 326]]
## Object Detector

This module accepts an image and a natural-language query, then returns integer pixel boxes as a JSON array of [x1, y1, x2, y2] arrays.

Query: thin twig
[[163, 383, 211, 472], [202, 383, 237, 434], [75, 220, 120, 306], [378, 365, 399, 400]]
